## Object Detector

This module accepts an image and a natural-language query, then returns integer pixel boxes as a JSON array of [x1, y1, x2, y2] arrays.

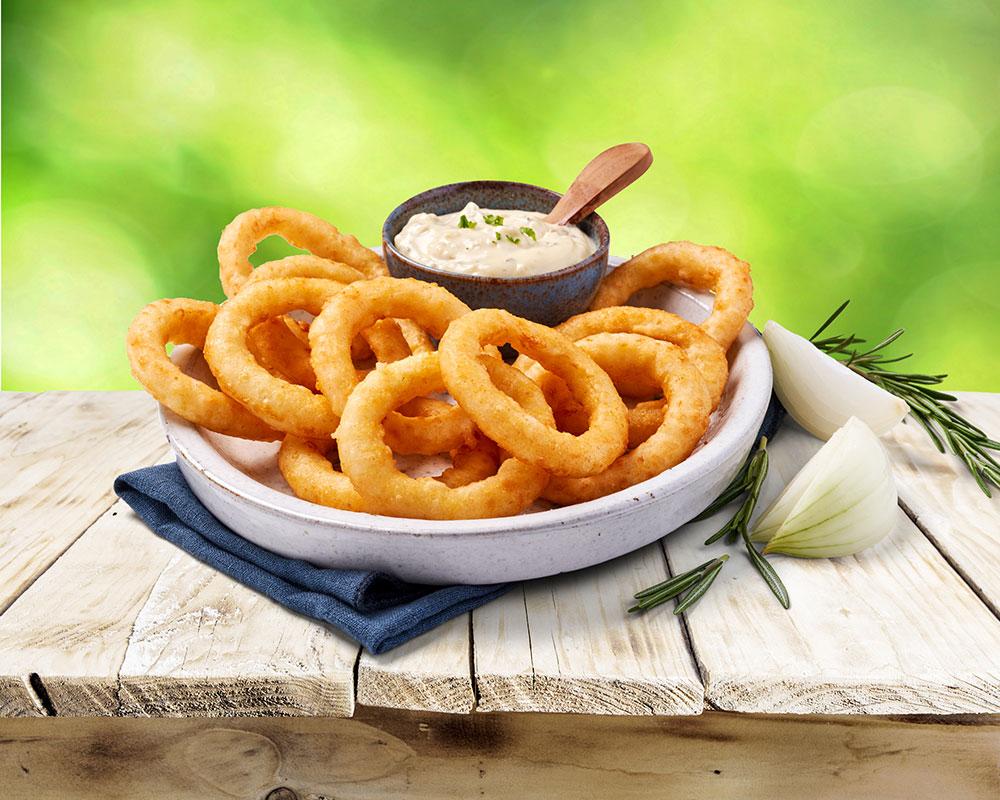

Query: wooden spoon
[[543, 142, 653, 225]]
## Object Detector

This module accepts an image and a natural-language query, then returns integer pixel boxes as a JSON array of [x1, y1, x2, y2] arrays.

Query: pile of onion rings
[[126, 205, 754, 519]]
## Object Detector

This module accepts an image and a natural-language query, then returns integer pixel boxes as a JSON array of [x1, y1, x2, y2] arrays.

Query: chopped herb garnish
[[458, 214, 476, 229], [520, 226, 536, 241], [505, 234, 520, 245], [495, 231, 501, 241], [483, 213, 504, 226]]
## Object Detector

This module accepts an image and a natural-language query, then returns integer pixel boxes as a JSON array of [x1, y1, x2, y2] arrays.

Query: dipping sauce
[[394, 202, 596, 278]]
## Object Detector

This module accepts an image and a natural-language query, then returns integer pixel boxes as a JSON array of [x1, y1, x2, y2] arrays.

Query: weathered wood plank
[[884, 391, 1000, 616], [118, 545, 359, 718], [667, 420, 1000, 714], [356, 615, 474, 713], [0, 498, 178, 717], [1, 709, 997, 799], [473, 544, 703, 714], [0, 392, 37, 418], [0, 391, 168, 613], [0, 496, 359, 719]]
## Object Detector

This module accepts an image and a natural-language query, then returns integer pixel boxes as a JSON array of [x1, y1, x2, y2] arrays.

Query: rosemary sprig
[[630, 436, 790, 614], [629, 555, 729, 614], [701, 436, 769, 544], [810, 301, 1000, 497]]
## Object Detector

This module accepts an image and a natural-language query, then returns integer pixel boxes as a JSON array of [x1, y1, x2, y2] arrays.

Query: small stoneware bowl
[[382, 180, 610, 326]]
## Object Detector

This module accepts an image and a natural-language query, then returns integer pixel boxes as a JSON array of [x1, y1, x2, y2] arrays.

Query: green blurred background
[[3, 0, 998, 390]]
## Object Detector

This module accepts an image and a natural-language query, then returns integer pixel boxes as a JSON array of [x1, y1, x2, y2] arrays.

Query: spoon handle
[[544, 142, 653, 225]]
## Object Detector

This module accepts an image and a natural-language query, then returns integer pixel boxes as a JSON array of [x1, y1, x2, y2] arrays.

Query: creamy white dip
[[394, 202, 596, 278]]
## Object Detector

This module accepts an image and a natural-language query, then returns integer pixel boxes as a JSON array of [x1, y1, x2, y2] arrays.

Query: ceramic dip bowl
[[382, 180, 610, 326]]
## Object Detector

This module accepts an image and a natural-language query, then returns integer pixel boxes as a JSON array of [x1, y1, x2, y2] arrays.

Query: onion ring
[[240, 254, 431, 363], [547, 306, 728, 406], [204, 278, 346, 438], [362, 318, 424, 363], [218, 206, 386, 296], [436, 437, 502, 489], [336, 352, 553, 519], [529, 363, 670, 449], [439, 308, 628, 478], [309, 277, 474, 456], [278, 437, 369, 513], [241, 254, 387, 367], [241, 254, 366, 289], [384, 396, 477, 456], [247, 316, 317, 390], [278, 435, 501, 513], [542, 333, 712, 504], [310, 276, 470, 413], [126, 298, 278, 440], [625, 399, 669, 449], [360, 316, 467, 455], [590, 241, 753, 351]]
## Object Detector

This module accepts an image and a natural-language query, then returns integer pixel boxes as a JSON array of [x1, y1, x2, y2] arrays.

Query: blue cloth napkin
[[113, 463, 509, 654]]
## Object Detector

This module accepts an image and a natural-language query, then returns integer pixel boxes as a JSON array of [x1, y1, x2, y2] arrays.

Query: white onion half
[[750, 417, 898, 558], [764, 320, 908, 440]]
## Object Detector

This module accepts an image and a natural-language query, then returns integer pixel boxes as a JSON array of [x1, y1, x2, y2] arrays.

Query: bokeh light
[[3, 0, 998, 389]]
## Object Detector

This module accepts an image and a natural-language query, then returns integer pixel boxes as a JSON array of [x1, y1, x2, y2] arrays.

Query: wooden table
[[1, 390, 998, 799]]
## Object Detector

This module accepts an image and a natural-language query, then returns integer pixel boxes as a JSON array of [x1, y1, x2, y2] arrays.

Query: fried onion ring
[[204, 278, 345, 438], [549, 306, 728, 407], [126, 298, 278, 440], [439, 308, 628, 477], [436, 436, 502, 488], [383, 395, 477, 456], [240, 254, 432, 365], [247, 316, 317, 390], [241, 254, 366, 289], [278, 435, 501, 513], [541, 333, 712, 504], [590, 241, 753, 351], [361, 316, 469, 455], [529, 361, 671, 449], [242, 254, 383, 371], [309, 277, 474, 455], [218, 206, 387, 296], [278, 437, 369, 513], [336, 351, 552, 519], [310, 277, 470, 413], [362, 318, 424, 363], [625, 399, 669, 449]]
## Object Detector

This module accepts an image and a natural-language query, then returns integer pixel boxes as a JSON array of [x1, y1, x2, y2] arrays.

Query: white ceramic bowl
[[162, 277, 771, 584]]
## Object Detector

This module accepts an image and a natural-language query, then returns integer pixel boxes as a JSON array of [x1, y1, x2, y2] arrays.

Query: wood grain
[[884, 392, 1000, 615], [2, 391, 999, 722], [1, 709, 997, 799], [0, 392, 37, 418], [667, 420, 1000, 714], [0, 498, 178, 717], [118, 547, 359, 718], [473, 544, 702, 714], [357, 615, 474, 713], [0, 391, 168, 613], [0, 499, 358, 719]]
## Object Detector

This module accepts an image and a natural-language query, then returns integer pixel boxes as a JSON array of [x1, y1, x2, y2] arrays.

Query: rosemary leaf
[[628, 573, 703, 612], [674, 557, 729, 614], [744, 533, 791, 609], [629, 557, 727, 613], [633, 558, 715, 599]]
